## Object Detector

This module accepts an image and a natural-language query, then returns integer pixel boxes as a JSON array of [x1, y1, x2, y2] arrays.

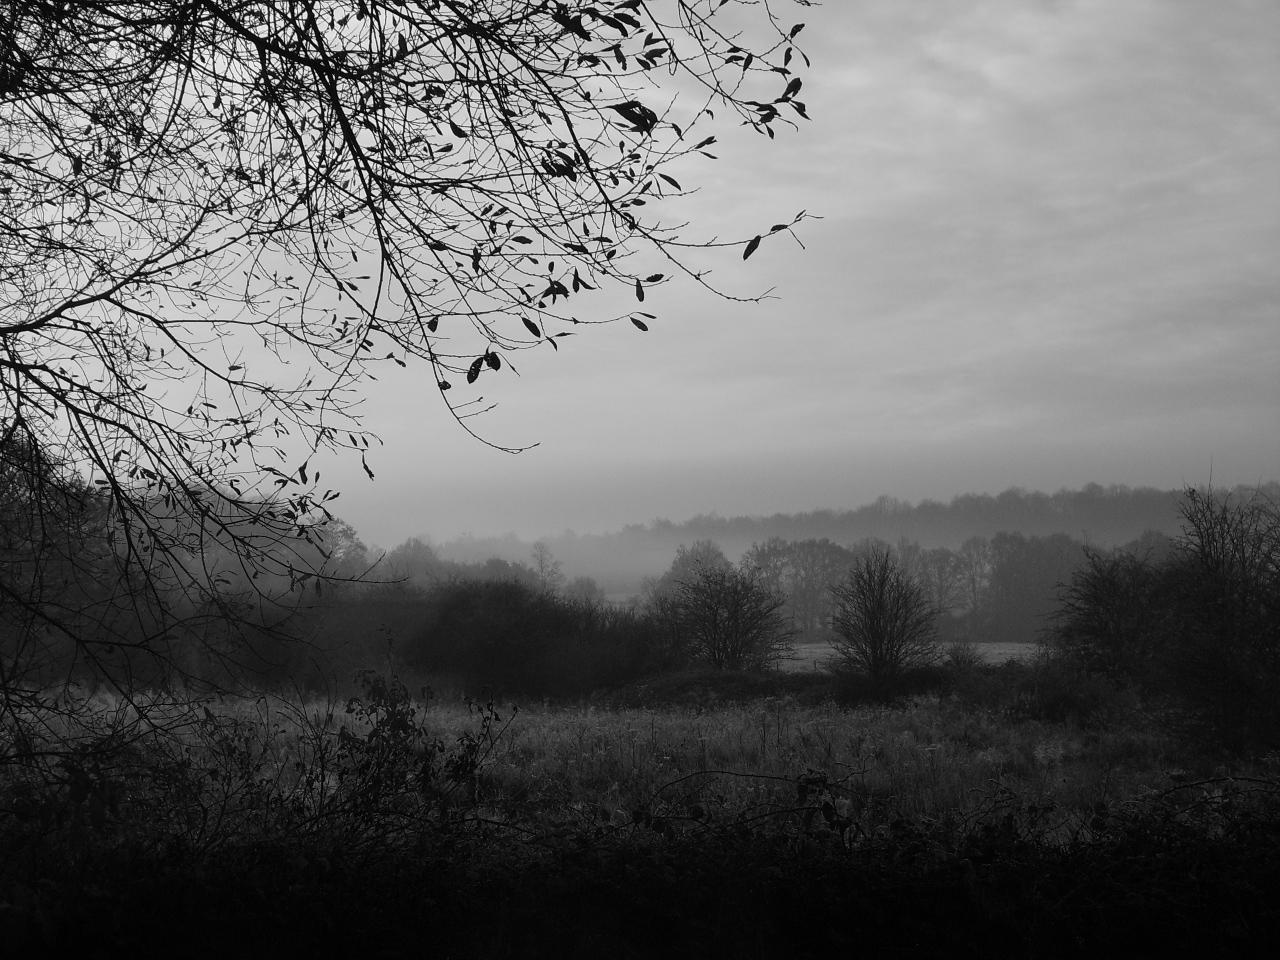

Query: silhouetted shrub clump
[[405, 579, 672, 697], [945, 653, 1133, 726], [829, 545, 940, 690], [1047, 486, 1280, 752]]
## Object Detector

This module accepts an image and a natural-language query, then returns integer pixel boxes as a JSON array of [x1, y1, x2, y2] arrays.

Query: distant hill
[[432, 482, 1279, 599]]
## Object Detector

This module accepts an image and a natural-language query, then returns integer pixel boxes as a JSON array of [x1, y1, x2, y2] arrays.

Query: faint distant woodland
[[430, 483, 1268, 596], [252, 484, 1246, 691]]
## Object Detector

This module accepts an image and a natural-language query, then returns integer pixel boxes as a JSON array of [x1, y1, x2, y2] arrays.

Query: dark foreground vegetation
[[4, 486, 1278, 956], [3, 665, 1279, 958]]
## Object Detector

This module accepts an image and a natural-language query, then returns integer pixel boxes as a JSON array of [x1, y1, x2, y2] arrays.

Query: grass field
[[3, 665, 1277, 956]]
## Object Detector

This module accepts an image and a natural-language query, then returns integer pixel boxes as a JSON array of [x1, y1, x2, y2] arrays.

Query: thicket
[[654, 564, 796, 671], [402, 579, 675, 698], [1049, 487, 1280, 752]]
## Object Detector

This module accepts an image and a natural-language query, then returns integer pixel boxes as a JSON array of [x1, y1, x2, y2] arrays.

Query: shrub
[[1162, 487, 1280, 751], [405, 579, 668, 697], [1048, 547, 1165, 685], [942, 640, 985, 672], [1046, 486, 1280, 751], [947, 654, 1130, 726], [662, 565, 796, 671], [829, 546, 939, 688]]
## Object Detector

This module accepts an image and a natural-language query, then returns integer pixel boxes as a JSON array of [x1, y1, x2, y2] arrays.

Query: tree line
[[423, 482, 1280, 596]]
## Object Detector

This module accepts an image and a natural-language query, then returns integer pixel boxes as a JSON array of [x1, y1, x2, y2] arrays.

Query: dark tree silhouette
[[668, 564, 795, 671], [1048, 547, 1164, 684], [829, 545, 938, 686], [1163, 487, 1280, 750], [1046, 486, 1280, 751]]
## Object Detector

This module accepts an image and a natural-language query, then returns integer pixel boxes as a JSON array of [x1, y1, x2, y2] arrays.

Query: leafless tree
[[955, 536, 994, 619], [829, 545, 939, 686], [670, 564, 795, 671], [530, 540, 565, 594]]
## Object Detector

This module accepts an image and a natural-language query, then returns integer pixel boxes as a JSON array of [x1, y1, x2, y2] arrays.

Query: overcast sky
[[318, 0, 1279, 549]]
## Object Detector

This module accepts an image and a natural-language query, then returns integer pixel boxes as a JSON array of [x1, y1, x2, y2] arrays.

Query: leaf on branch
[[522, 316, 542, 338], [439, 380, 452, 391], [449, 119, 470, 139], [551, 12, 592, 41], [467, 357, 484, 383], [645, 273, 664, 282], [484, 351, 501, 371], [743, 235, 762, 260], [631, 317, 649, 331], [659, 174, 681, 190], [789, 23, 806, 38], [635, 278, 644, 301], [606, 101, 659, 134]]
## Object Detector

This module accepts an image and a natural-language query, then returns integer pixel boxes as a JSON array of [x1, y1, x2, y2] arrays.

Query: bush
[[1162, 488, 1280, 751], [942, 640, 985, 672], [660, 565, 796, 671], [1048, 547, 1165, 685], [947, 653, 1131, 726], [829, 546, 939, 688], [1048, 486, 1280, 751], [405, 579, 669, 697]]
